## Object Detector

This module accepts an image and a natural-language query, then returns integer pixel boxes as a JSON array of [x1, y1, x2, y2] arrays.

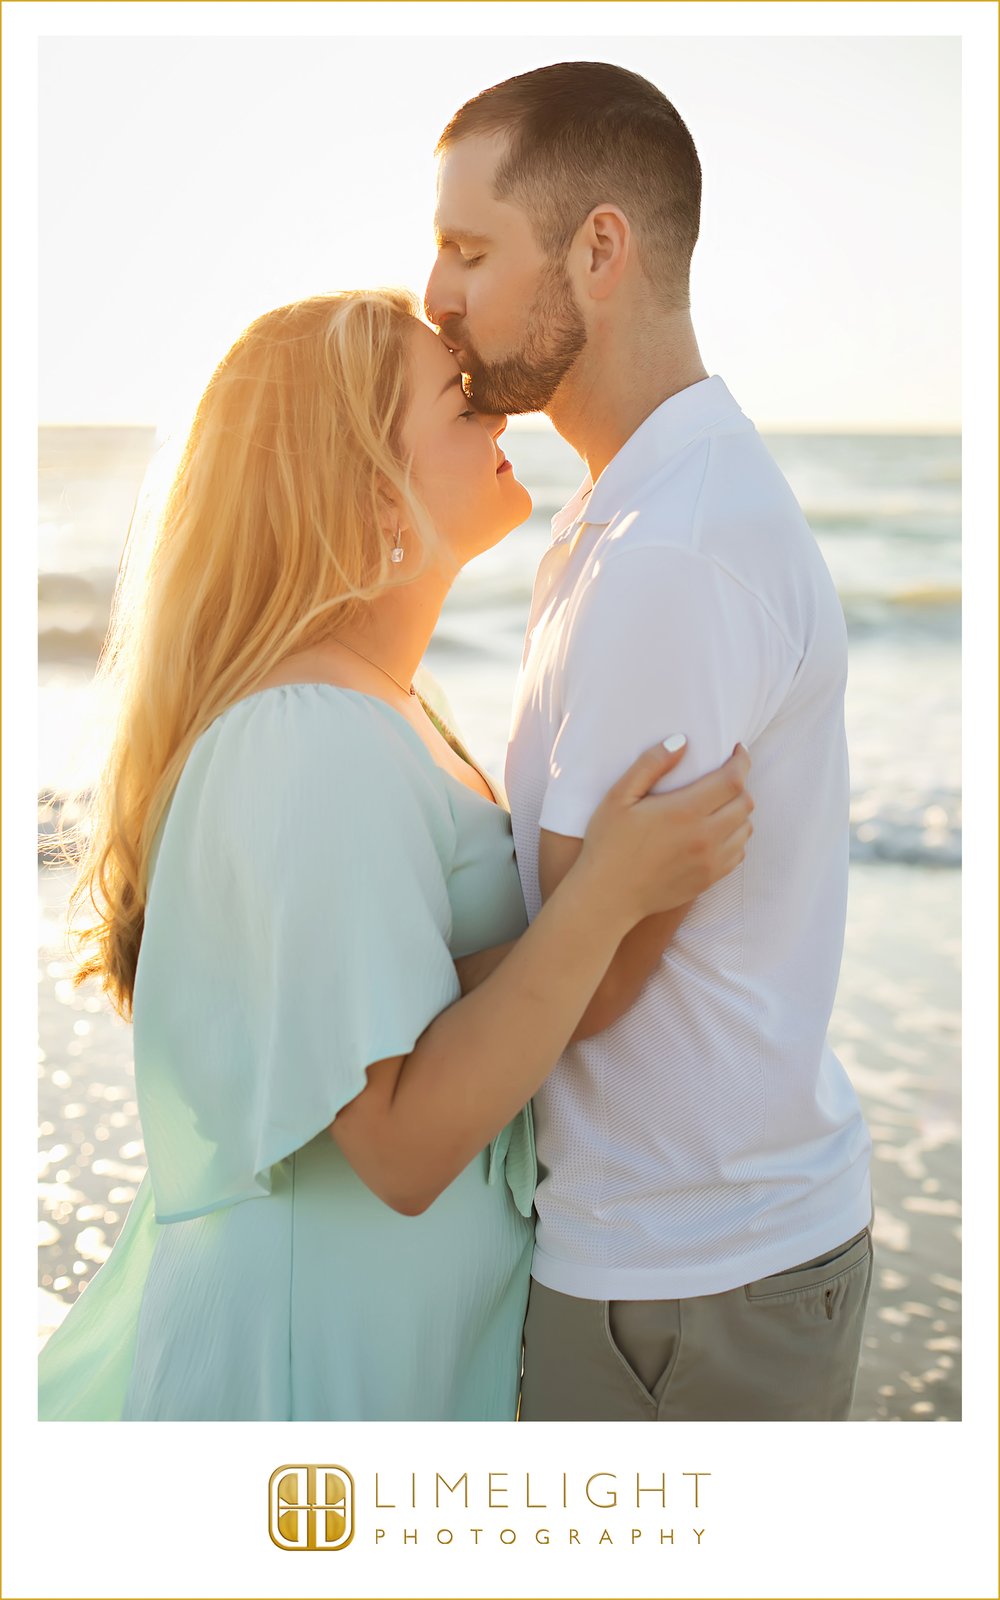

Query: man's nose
[[424, 255, 464, 329]]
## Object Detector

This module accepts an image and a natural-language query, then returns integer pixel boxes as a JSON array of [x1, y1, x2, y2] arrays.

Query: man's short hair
[[436, 61, 702, 310]]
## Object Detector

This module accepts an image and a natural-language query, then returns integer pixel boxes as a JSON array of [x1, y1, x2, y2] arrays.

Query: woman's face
[[399, 321, 532, 567]]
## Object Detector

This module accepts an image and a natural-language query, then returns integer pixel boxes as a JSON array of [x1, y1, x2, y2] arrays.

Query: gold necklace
[[333, 638, 416, 697]]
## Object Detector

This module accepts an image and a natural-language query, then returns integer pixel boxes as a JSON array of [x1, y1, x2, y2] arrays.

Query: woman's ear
[[375, 478, 405, 538]]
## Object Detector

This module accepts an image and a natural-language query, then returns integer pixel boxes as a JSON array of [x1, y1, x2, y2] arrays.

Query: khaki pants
[[519, 1224, 874, 1421]]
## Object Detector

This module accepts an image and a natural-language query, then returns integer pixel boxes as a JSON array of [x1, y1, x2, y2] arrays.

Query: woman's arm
[[330, 741, 751, 1213], [453, 917, 677, 1043], [452, 941, 516, 997], [453, 751, 727, 1040], [540, 836, 689, 1041], [453, 913, 681, 1043]]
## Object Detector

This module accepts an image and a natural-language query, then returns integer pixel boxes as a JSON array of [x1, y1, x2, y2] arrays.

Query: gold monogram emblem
[[268, 1464, 355, 1551]]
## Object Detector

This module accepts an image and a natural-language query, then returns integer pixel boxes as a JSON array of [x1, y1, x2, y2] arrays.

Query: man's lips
[[443, 335, 467, 364]]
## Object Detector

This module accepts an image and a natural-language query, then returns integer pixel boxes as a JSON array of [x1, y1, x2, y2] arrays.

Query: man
[[425, 61, 873, 1422]]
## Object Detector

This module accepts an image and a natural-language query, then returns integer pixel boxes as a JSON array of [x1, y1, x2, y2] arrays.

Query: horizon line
[[37, 418, 963, 438]]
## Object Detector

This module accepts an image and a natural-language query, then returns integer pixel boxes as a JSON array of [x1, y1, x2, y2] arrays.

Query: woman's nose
[[482, 412, 508, 440]]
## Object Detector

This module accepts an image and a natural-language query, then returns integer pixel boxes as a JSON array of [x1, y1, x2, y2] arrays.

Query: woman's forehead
[[409, 321, 462, 386]]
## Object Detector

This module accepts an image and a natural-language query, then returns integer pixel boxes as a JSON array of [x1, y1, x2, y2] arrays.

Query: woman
[[38, 289, 752, 1420]]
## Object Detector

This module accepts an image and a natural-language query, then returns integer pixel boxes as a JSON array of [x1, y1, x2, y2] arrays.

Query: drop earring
[[390, 527, 405, 564]]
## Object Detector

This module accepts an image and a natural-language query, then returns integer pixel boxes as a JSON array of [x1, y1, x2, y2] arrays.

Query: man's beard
[[453, 260, 587, 415]]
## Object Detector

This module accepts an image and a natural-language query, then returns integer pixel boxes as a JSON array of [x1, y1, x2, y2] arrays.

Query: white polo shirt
[[505, 376, 872, 1300]]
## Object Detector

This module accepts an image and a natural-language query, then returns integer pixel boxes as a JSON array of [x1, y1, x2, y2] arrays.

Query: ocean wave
[[40, 581, 958, 666], [840, 583, 961, 616], [849, 829, 960, 867], [38, 572, 115, 662], [520, 496, 960, 543], [870, 584, 961, 606], [804, 497, 961, 525], [849, 791, 960, 867], [39, 787, 961, 869], [39, 625, 110, 663], [841, 590, 961, 641]]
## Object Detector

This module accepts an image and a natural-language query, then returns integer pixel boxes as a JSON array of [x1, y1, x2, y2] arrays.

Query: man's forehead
[[437, 128, 509, 181], [433, 131, 508, 227]]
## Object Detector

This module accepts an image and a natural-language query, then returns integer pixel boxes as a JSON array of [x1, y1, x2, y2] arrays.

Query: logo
[[268, 1464, 355, 1552]]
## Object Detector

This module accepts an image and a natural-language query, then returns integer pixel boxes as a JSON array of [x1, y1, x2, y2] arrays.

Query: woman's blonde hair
[[71, 288, 431, 1017]]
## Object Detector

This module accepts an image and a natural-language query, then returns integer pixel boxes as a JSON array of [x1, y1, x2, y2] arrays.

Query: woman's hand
[[331, 736, 750, 1215], [576, 737, 753, 926]]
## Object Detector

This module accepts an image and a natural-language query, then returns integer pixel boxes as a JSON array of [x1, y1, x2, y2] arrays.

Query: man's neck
[[547, 308, 708, 482]]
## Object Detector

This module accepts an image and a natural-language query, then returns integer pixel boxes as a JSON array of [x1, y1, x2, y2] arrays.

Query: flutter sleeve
[[132, 686, 463, 1222]]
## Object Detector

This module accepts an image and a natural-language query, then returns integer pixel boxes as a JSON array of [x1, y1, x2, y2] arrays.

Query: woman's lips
[[496, 458, 512, 475]]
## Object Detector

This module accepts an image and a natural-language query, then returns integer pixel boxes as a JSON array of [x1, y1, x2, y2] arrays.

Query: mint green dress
[[38, 681, 535, 1421]]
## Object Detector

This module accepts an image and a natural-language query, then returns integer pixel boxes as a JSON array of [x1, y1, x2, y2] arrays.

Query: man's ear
[[578, 204, 631, 302]]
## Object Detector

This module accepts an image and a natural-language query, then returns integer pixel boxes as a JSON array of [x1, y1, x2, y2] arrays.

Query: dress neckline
[[227, 682, 504, 810]]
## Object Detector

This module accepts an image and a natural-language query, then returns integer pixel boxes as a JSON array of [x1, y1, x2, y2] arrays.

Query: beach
[[36, 423, 961, 1420], [36, 859, 961, 1421]]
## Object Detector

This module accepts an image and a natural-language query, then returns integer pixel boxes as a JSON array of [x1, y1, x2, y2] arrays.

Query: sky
[[38, 31, 961, 432]]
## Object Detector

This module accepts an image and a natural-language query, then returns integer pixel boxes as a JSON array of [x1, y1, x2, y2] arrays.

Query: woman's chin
[[500, 499, 534, 540], [452, 488, 533, 562], [506, 480, 533, 522]]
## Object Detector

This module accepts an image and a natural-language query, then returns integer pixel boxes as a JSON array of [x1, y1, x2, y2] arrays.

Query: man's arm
[[531, 544, 791, 1045], [456, 543, 785, 1033], [451, 741, 694, 1038], [452, 902, 682, 1041], [538, 829, 690, 1040]]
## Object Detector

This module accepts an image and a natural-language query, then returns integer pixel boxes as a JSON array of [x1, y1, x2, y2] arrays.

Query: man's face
[[425, 132, 587, 414]]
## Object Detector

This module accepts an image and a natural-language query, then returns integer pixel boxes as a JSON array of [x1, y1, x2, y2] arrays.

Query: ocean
[[36, 422, 961, 1421], [38, 423, 961, 867]]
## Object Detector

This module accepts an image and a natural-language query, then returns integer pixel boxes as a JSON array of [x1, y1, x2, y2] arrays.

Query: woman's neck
[[312, 571, 450, 702]]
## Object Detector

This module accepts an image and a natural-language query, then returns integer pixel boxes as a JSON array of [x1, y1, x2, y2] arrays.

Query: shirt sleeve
[[538, 542, 799, 839], [133, 686, 463, 1222]]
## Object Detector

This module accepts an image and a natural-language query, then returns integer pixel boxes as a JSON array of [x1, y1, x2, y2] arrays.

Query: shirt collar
[[550, 375, 744, 542], [550, 475, 594, 544]]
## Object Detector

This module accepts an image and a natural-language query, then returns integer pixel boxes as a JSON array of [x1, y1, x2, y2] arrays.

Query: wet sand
[[37, 860, 961, 1421]]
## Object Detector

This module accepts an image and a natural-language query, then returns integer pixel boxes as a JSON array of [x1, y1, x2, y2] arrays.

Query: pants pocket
[[605, 1299, 679, 1401], [743, 1227, 872, 1309]]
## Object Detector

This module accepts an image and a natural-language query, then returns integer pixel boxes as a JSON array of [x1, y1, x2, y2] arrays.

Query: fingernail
[[662, 733, 687, 753]]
